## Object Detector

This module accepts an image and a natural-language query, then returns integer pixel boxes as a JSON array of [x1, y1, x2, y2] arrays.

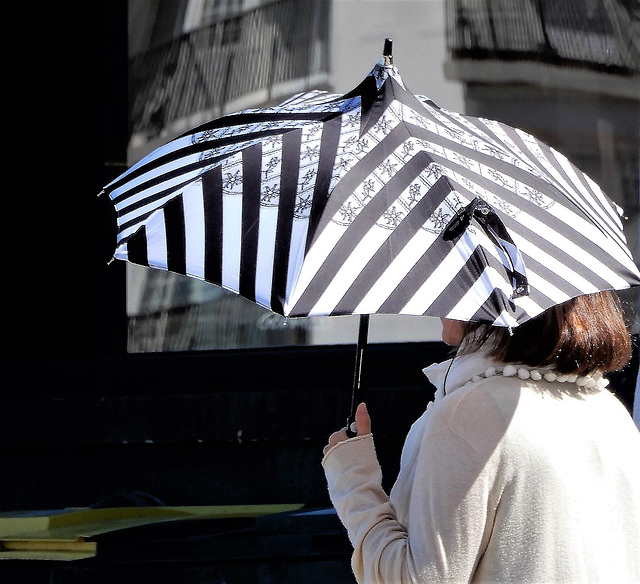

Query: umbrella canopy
[[103, 41, 640, 331]]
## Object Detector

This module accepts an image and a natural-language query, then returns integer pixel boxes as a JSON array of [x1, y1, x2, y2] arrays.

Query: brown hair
[[459, 291, 631, 375]]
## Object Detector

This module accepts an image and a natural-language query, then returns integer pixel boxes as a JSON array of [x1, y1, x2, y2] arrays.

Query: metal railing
[[445, 0, 639, 73], [129, 0, 330, 139]]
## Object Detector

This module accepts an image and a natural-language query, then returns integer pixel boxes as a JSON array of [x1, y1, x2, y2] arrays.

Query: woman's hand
[[323, 403, 371, 455]]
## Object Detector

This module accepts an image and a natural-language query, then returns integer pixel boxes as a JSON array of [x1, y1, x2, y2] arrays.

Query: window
[[125, 0, 639, 354]]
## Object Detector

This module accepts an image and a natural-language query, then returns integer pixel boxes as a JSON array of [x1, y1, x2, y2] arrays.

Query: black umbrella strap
[[443, 198, 530, 299]]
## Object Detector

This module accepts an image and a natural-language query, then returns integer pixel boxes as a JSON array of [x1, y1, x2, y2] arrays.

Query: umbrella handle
[[346, 313, 370, 437], [381, 38, 393, 66]]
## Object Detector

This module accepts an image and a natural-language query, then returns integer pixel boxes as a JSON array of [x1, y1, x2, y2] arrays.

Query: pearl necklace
[[466, 364, 608, 390]]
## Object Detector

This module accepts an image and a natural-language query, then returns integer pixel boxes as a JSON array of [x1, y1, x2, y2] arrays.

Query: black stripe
[[377, 245, 512, 321], [309, 123, 416, 241], [518, 137, 622, 246], [112, 130, 283, 204], [467, 288, 521, 325], [430, 247, 517, 320], [178, 110, 341, 138], [409, 143, 628, 287], [495, 125, 611, 237], [109, 112, 341, 196], [376, 232, 462, 315], [332, 177, 454, 314], [238, 143, 262, 302], [202, 166, 223, 285], [503, 216, 615, 293], [417, 103, 515, 158], [271, 129, 301, 314], [163, 194, 186, 275], [290, 151, 440, 315], [305, 115, 343, 253], [125, 225, 149, 267]]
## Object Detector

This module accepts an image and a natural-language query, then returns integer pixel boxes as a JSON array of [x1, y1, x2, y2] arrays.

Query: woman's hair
[[458, 291, 631, 375]]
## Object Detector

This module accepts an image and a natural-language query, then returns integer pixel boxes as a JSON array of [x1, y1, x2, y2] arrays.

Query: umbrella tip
[[382, 38, 393, 65]]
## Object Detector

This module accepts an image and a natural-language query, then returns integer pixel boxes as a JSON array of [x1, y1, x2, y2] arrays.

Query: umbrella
[[102, 39, 640, 430]]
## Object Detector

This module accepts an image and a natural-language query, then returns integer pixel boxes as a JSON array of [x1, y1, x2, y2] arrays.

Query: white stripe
[[309, 225, 393, 315], [284, 218, 312, 312], [286, 222, 344, 312], [491, 310, 521, 329], [446, 265, 514, 322], [555, 152, 626, 237], [106, 134, 196, 191], [183, 181, 206, 279], [113, 157, 206, 212], [117, 191, 180, 242], [399, 241, 471, 316], [511, 292, 543, 320], [145, 211, 168, 270], [355, 228, 439, 314], [511, 208, 632, 290], [221, 192, 242, 293], [254, 205, 278, 310], [113, 243, 128, 262]]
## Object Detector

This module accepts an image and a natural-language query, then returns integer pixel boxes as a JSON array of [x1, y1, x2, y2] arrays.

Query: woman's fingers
[[323, 403, 373, 455], [323, 428, 349, 455]]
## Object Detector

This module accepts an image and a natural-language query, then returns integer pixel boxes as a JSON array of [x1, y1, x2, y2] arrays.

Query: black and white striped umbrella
[[103, 43, 640, 331]]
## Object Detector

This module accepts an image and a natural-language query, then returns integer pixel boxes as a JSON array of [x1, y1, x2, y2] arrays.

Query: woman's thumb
[[355, 402, 371, 435]]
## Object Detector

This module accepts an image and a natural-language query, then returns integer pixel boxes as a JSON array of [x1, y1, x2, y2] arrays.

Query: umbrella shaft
[[347, 314, 370, 435]]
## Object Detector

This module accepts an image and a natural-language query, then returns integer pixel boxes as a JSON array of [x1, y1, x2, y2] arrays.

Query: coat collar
[[423, 349, 497, 399]]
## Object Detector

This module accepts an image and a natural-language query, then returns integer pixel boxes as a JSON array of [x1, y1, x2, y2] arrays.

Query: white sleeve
[[322, 429, 493, 583]]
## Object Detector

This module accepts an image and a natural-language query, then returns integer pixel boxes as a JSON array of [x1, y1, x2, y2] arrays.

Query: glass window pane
[[125, 0, 639, 353], [127, 264, 443, 352]]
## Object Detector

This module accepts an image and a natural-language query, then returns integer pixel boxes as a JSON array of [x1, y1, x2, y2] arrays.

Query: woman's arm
[[322, 406, 493, 583]]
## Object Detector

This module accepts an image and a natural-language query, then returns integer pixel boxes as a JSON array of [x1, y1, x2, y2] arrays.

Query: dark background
[[2, 3, 637, 582]]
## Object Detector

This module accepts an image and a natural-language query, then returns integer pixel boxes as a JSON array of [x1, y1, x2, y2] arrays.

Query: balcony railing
[[445, 0, 639, 74], [129, 0, 330, 140]]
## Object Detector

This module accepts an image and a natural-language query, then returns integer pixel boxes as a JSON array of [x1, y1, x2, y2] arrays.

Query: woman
[[323, 291, 640, 583]]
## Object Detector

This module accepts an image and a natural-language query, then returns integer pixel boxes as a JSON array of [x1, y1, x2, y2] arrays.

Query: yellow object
[[0, 504, 304, 561]]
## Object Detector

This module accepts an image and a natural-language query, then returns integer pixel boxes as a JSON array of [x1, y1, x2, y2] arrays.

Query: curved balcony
[[446, 0, 639, 74]]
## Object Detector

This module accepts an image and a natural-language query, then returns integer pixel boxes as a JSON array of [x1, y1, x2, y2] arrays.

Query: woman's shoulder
[[422, 376, 522, 448]]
